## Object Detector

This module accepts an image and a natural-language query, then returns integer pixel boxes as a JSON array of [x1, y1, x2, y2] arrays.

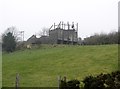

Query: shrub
[[60, 79, 80, 89], [83, 71, 120, 89]]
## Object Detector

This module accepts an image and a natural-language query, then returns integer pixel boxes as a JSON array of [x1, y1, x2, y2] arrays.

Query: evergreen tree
[[2, 32, 16, 52]]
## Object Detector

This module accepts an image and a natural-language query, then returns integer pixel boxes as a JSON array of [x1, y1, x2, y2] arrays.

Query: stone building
[[27, 22, 78, 44], [27, 35, 40, 44], [48, 28, 78, 44]]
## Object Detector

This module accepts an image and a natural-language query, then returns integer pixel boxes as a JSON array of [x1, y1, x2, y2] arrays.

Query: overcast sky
[[0, 0, 119, 40]]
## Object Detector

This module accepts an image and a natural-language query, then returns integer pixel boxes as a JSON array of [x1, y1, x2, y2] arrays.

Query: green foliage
[[83, 71, 120, 89], [60, 71, 120, 89], [60, 79, 80, 89], [2, 32, 16, 52]]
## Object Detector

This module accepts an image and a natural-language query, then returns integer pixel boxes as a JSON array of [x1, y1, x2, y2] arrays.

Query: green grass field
[[2, 44, 118, 87]]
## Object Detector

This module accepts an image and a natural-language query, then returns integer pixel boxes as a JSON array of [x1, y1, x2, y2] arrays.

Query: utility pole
[[67, 22, 70, 44], [20, 31, 24, 41]]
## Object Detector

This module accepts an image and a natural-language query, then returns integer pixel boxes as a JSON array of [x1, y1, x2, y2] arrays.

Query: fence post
[[63, 76, 66, 82], [58, 76, 61, 89], [15, 73, 19, 89]]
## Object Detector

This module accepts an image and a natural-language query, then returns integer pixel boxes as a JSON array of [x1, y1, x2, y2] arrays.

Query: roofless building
[[27, 21, 78, 44], [48, 21, 78, 44]]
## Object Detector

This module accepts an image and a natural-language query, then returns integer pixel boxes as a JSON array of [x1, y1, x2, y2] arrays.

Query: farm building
[[27, 22, 78, 44], [27, 35, 41, 44]]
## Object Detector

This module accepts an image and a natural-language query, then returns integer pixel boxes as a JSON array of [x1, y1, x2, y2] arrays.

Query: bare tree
[[3, 26, 19, 42], [0, 34, 2, 43], [39, 27, 49, 37]]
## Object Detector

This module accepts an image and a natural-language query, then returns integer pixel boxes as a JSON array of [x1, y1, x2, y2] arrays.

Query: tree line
[[81, 31, 119, 45], [1, 26, 120, 52]]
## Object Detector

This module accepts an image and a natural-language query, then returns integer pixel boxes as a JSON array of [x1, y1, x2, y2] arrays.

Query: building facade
[[27, 22, 78, 44], [49, 28, 78, 44]]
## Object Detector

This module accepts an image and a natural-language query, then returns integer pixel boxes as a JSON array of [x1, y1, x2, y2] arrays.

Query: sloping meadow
[[2, 44, 118, 87]]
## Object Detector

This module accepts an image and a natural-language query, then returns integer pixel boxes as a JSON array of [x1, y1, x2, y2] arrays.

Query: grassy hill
[[2, 44, 118, 87]]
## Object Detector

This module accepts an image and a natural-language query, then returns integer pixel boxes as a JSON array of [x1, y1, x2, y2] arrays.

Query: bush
[[59, 71, 120, 89], [83, 71, 120, 89], [60, 79, 80, 89]]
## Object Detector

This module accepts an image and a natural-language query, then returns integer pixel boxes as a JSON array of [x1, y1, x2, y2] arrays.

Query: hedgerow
[[60, 71, 120, 89]]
